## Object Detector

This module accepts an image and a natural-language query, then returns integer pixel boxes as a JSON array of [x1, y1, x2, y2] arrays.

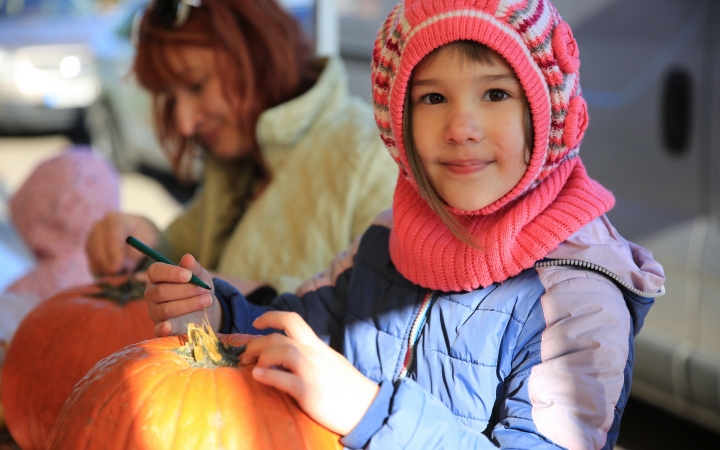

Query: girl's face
[[409, 46, 529, 211], [163, 46, 251, 160]]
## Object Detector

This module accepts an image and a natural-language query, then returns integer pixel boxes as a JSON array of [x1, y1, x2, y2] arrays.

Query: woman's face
[[163, 45, 250, 160]]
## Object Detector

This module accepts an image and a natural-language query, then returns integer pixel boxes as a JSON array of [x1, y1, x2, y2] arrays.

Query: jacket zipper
[[396, 260, 664, 378], [398, 291, 437, 378], [534, 259, 665, 298]]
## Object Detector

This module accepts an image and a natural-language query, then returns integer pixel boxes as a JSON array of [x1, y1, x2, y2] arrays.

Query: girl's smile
[[441, 158, 492, 175], [410, 45, 529, 211]]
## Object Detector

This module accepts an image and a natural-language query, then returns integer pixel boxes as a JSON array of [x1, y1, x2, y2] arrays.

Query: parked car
[[88, 0, 324, 173], [337, 0, 720, 433], [0, 0, 105, 136], [575, 0, 720, 433], [87, 0, 164, 172]]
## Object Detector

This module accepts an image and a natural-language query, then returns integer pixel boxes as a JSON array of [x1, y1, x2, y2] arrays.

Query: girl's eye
[[485, 89, 510, 102], [420, 93, 446, 105]]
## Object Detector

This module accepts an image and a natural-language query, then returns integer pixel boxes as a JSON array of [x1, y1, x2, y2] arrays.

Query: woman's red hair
[[133, 0, 316, 180]]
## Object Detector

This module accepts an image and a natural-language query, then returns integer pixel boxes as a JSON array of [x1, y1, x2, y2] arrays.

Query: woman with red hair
[[86, 0, 396, 301]]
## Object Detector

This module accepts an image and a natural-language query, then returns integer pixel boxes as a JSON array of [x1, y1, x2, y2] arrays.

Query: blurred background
[[1, 0, 719, 448]]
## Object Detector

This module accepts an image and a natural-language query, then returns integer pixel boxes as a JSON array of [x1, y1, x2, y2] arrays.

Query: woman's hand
[[242, 311, 380, 436], [86, 212, 159, 276], [145, 254, 221, 337]]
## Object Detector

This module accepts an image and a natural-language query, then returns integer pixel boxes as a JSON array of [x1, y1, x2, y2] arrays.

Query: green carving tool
[[126, 236, 211, 290]]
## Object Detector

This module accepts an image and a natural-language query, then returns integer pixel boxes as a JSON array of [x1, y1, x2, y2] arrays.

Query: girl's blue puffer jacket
[[215, 214, 665, 450]]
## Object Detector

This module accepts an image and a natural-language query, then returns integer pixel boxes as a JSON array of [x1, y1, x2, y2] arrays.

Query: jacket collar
[[544, 215, 666, 295], [255, 57, 348, 172]]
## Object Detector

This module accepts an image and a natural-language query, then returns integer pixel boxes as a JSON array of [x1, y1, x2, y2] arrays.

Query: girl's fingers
[[154, 321, 172, 337], [242, 333, 292, 364], [178, 253, 199, 271], [251, 365, 304, 399], [179, 253, 207, 279], [252, 311, 317, 345], [146, 262, 193, 284], [146, 293, 212, 322], [143, 254, 214, 333], [178, 254, 213, 290], [254, 343, 305, 373], [145, 281, 207, 305]]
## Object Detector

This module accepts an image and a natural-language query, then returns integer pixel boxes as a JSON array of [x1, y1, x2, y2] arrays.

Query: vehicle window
[[113, 0, 315, 43], [281, 0, 315, 42], [336, 0, 624, 56], [116, 2, 146, 41], [0, 0, 95, 17], [339, 0, 396, 57]]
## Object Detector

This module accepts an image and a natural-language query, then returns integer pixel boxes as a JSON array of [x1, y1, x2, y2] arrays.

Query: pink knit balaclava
[[372, 0, 615, 291], [7, 149, 120, 301]]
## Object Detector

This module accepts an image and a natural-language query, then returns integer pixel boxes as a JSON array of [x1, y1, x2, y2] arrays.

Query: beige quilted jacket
[[159, 57, 397, 293]]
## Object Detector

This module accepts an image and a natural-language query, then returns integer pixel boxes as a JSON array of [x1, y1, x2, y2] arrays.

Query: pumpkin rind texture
[[0, 276, 155, 450], [0, 367, 5, 432], [0, 341, 6, 431], [47, 333, 344, 450]]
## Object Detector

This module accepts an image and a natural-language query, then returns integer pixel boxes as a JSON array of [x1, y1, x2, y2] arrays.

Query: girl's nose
[[174, 92, 200, 137], [444, 106, 483, 145]]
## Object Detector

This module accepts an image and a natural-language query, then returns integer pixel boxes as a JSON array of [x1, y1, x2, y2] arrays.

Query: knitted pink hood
[[7, 149, 119, 301], [371, 0, 615, 291]]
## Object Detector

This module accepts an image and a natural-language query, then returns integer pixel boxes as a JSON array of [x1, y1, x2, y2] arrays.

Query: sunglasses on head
[[157, 0, 202, 28], [131, 0, 202, 48]]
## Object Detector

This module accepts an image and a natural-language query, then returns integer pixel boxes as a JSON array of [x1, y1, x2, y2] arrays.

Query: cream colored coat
[[159, 58, 397, 293]]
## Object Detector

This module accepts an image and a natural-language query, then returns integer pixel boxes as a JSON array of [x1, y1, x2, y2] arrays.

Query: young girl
[[146, 0, 665, 448]]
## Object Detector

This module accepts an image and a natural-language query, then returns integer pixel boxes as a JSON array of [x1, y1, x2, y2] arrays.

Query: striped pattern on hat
[[370, 0, 615, 292], [371, 0, 588, 215]]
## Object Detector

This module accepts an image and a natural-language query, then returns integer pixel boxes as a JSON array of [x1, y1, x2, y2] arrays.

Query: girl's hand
[[242, 311, 380, 436], [145, 254, 221, 337], [209, 272, 266, 296], [86, 212, 159, 276]]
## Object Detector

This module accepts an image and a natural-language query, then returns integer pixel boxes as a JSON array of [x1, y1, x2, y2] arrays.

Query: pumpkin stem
[[177, 322, 246, 368], [89, 279, 146, 305]]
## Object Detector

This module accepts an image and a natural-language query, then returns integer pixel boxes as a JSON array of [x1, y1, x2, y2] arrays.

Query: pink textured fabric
[[371, 0, 615, 290], [552, 21, 581, 74], [7, 148, 120, 301]]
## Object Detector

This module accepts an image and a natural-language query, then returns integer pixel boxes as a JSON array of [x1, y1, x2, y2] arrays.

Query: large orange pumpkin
[[1, 276, 155, 450], [0, 365, 5, 433], [47, 324, 343, 449]]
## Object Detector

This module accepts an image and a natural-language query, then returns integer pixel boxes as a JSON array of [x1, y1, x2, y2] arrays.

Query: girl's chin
[[442, 196, 492, 212]]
